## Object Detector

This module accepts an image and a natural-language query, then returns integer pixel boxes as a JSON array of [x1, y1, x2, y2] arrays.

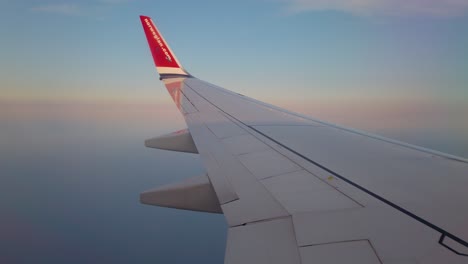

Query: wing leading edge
[[139, 15, 468, 264]]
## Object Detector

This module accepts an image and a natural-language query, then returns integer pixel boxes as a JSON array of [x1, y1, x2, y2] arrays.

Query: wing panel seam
[[250, 125, 468, 255], [184, 79, 468, 255]]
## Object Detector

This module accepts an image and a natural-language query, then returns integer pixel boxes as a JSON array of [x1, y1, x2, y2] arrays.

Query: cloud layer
[[30, 1, 130, 16], [281, 0, 468, 17], [31, 4, 80, 15]]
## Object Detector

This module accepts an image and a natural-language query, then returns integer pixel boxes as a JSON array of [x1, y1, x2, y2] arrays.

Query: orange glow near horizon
[[3, 97, 467, 138]]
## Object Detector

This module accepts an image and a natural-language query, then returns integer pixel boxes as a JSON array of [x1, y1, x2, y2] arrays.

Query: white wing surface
[[139, 16, 468, 264]]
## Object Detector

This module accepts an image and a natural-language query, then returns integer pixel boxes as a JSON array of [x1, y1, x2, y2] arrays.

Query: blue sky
[[1, 0, 467, 147], [1, 0, 468, 103]]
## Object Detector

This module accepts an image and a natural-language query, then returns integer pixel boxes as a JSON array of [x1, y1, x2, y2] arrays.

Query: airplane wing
[[138, 16, 468, 264]]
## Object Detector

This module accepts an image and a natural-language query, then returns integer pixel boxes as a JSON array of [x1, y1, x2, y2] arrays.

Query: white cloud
[[98, 0, 132, 3], [31, 4, 81, 16], [280, 0, 468, 17]]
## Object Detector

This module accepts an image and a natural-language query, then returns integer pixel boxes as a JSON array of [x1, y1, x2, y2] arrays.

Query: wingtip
[[140, 15, 190, 77]]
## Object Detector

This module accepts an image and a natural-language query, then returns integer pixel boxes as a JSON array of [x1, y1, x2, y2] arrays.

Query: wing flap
[[225, 217, 301, 264], [299, 240, 381, 264]]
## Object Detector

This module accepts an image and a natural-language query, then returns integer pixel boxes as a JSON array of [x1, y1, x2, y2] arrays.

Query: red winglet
[[140, 16, 189, 76]]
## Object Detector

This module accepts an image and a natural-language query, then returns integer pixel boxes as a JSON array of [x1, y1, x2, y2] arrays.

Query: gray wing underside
[[160, 76, 468, 264]]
